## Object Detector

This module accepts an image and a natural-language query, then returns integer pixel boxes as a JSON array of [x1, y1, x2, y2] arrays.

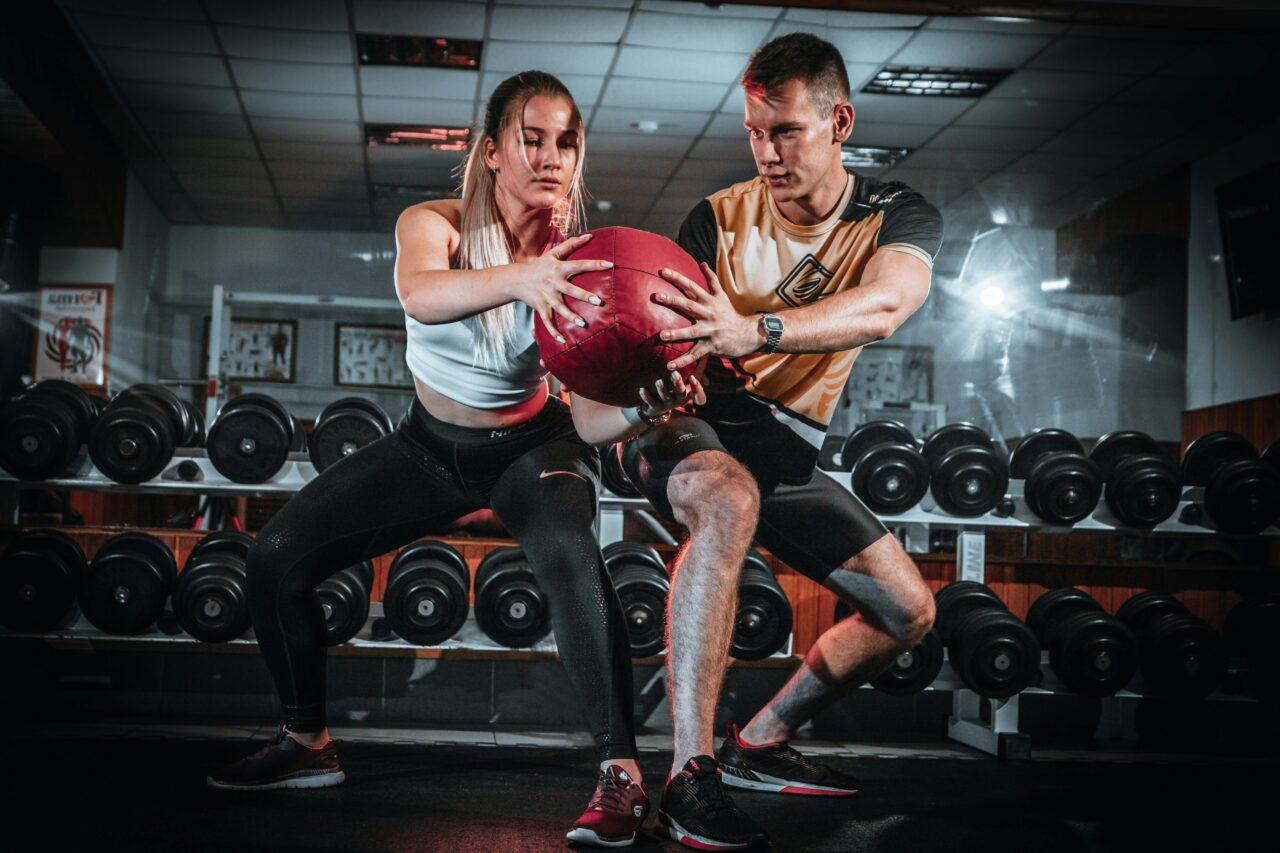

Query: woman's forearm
[[398, 263, 525, 325]]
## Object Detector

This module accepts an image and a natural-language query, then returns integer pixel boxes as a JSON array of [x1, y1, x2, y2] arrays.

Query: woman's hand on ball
[[656, 263, 761, 369], [637, 370, 706, 418], [525, 232, 612, 342]]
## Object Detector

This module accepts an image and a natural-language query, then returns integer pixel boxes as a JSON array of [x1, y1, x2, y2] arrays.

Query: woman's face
[[486, 94, 580, 211]]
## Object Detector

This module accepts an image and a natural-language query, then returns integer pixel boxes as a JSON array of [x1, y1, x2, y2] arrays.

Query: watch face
[[764, 316, 783, 333]]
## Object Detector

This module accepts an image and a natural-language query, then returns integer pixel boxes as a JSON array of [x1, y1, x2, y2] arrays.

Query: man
[[617, 33, 942, 850]]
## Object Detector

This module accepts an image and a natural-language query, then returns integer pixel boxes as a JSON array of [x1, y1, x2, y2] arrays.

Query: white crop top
[[404, 302, 548, 409]]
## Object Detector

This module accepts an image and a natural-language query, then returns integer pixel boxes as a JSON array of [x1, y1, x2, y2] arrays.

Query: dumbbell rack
[[3, 452, 1276, 757]]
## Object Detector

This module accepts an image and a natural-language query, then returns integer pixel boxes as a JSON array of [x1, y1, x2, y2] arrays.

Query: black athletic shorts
[[618, 396, 888, 585]]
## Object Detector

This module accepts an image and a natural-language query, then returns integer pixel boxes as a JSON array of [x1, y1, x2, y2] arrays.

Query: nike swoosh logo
[[539, 469, 588, 484]]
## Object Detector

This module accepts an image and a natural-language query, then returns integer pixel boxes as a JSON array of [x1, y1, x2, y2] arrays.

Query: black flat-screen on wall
[[1215, 161, 1280, 321]]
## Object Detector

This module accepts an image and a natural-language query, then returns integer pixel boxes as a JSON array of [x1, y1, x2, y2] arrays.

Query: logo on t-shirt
[[775, 254, 836, 307]]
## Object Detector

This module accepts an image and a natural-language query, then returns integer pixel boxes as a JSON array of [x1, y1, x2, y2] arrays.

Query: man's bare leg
[[664, 450, 760, 776], [739, 533, 935, 745]]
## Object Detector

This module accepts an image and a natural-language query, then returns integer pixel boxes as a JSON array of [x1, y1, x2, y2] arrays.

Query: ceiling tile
[[589, 175, 669, 198], [601, 78, 727, 112], [361, 96, 473, 125], [639, 1, 777, 19], [1111, 74, 1223, 105], [360, 66, 477, 99], [167, 156, 268, 178], [1071, 103, 1183, 137], [850, 93, 975, 126], [137, 110, 250, 138], [687, 137, 754, 162], [613, 46, 748, 85], [242, 91, 359, 121], [490, 5, 629, 43], [889, 30, 1051, 68], [71, 12, 217, 52], [1037, 131, 1162, 158], [282, 197, 365, 216], [847, 121, 939, 148], [217, 26, 353, 63], [153, 134, 259, 159], [204, 0, 348, 32], [845, 62, 883, 92], [704, 111, 749, 139], [120, 81, 241, 114], [784, 9, 926, 27], [1028, 38, 1184, 75], [259, 141, 365, 163], [987, 70, 1135, 102], [368, 163, 456, 185], [250, 117, 362, 143], [231, 60, 357, 95], [60, 1, 206, 21], [97, 48, 230, 86], [268, 160, 366, 182], [481, 73, 603, 106], [483, 42, 617, 76], [353, 0, 486, 39], [673, 159, 757, 187], [366, 146, 463, 170], [1161, 39, 1275, 78], [904, 148, 1021, 172], [626, 12, 773, 53], [178, 173, 277, 197], [275, 178, 369, 199], [1064, 23, 1206, 42], [585, 133, 694, 157], [586, 155, 680, 179], [772, 25, 916, 65], [954, 98, 1093, 130], [922, 16, 1066, 35], [590, 108, 707, 137], [1004, 151, 1131, 179], [287, 214, 381, 232], [927, 125, 1054, 152]]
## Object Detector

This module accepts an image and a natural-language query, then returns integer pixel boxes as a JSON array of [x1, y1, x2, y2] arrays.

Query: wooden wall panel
[[1181, 393, 1280, 454]]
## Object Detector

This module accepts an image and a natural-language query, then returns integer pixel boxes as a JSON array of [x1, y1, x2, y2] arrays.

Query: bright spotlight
[[979, 285, 1005, 308], [1040, 278, 1070, 292], [990, 208, 1009, 226]]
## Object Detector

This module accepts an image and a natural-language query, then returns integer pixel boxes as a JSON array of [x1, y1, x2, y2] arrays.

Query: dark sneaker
[[658, 756, 769, 850], [565, 764, 649, 847], [717, 723, 859, 797], [207, 727, 345, 791]]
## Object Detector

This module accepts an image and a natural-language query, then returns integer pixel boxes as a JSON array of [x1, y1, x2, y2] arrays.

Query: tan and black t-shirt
[[677, 170, 942, 457]]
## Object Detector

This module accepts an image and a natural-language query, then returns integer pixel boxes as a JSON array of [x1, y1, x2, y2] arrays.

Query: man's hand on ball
[[637, 370, 706, 419], [525, 232, 612, 342], [655, 263, 764, 370]]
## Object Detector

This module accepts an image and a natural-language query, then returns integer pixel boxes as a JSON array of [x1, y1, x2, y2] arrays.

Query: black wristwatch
[[759, 313, 784, 354]]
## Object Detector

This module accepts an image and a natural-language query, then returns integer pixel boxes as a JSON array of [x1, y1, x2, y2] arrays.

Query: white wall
[[1186, 118, 1280, 410], [116, 171, 170, 388]]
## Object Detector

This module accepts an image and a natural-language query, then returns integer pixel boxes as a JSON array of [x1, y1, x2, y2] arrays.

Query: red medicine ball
[[534, 226, 711, 407]]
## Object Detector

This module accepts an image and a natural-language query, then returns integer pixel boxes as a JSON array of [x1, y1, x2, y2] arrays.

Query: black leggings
[[246, 396, 636, 761]]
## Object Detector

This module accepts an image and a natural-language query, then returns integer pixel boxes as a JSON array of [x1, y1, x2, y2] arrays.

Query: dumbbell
[[817, 434, 845, 472], [0, 380, 102, 480], [1116, 591, 1225, 699], [1009, 428, 1102, 524], [934, 580, 1040, 698], [1025, 588, 1137, 696], [841, 421, 929, 514], [474, 546, 551, 647], [731, 550, 792, 661], [834, 599, 944, 696], [206, 393, 304, 483], [1181, 431, 1280, 535], [0, 529, 87, 632], [1223, 594, 1279, 703], [1263, 439, 1279, 471], [600, 444, 640, 498], [603, 540, 669, 658], [89, 384, 201, 484], [384, 539, 469, 646], [309, 397, 394, 473], [921, 423, 1009, 517], [318, 560, 374, 645], [174, 530, 254, 643], [79, 532, 177, 635], [1088, 431, 1181, 527]]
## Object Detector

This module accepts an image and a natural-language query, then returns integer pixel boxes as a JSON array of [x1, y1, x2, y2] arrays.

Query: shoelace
[[588, 771, 629, 813]]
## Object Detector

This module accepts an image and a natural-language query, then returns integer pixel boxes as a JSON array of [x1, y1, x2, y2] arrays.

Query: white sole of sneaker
[[564, 826, 637, 847], [720, 767, 855, 797], [659, 814, 752, 850], [206, 769, 346, 791]]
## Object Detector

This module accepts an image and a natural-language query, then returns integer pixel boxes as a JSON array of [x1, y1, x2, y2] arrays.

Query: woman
[[208, 71, 702, 848]]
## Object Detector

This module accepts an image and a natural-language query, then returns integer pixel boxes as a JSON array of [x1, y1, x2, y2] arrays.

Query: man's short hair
[[741, 32, 851, 117]]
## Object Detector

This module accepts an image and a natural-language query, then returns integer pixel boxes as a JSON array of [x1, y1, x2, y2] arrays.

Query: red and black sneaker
[[565, 764, 649, 847], [658, 756, 769, 850], [207, 727, 345, 791], [716, 723, 859, 797]]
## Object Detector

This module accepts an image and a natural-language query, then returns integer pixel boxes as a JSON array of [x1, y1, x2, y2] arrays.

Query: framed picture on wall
[[32, 284, 113, 389], [334, 323, 412, 389], [846, 344, 933, 404], [202, 317, 298, 383]]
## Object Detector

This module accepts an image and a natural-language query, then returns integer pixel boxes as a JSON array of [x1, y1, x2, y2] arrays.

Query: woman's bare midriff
[[414, 377, 549, 429]]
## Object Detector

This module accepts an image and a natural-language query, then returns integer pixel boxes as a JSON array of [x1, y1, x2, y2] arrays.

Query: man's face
[[744, 78, 844, 205]]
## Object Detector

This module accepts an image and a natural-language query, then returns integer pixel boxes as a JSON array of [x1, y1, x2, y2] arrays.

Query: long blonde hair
[[456, 71, 588, 369]]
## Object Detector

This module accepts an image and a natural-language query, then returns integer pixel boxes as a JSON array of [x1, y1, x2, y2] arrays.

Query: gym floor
[[14, 725, 1274, 852]]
